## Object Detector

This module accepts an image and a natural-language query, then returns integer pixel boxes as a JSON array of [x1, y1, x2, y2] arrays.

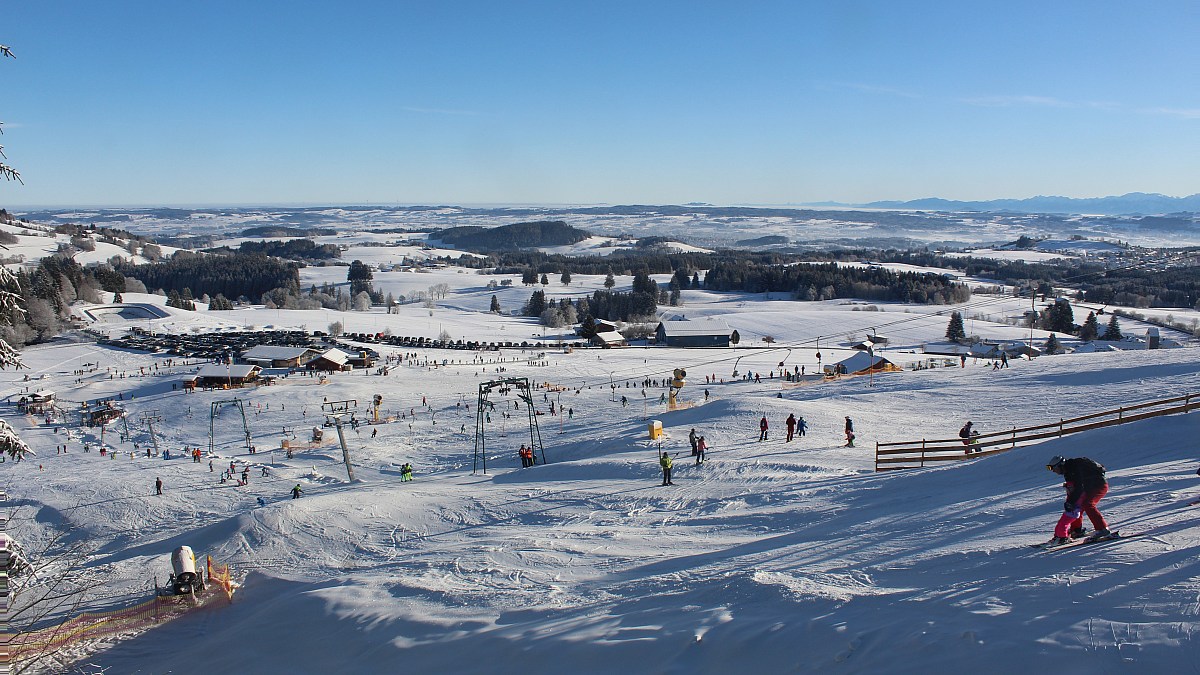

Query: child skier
[[1045, 455, 1111, 546]]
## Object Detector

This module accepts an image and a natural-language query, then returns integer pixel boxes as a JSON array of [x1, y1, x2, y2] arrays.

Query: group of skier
[[518, 444, 537, 467], [756, 414, 812, 443]]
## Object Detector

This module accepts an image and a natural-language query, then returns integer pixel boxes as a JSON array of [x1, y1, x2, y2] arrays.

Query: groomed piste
[[4, 306, 1199, 673]]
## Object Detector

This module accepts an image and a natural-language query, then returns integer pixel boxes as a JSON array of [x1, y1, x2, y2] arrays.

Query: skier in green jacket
[[660, 452, 674, 486]]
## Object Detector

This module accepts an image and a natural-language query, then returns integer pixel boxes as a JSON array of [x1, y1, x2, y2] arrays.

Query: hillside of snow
[[4, 285, 1200, 673]]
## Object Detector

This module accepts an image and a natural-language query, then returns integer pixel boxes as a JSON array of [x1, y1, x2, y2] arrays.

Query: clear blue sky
[[2, 1, 1198, 207]]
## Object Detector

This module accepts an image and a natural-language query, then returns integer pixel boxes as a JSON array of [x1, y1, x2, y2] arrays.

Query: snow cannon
[[671, 368, 687, 389], [669, 368, 686, 410], [169, 545, 205, 595]]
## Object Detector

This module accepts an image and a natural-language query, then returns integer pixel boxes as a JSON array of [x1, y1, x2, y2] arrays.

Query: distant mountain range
[[813, 193, 1200, 216]]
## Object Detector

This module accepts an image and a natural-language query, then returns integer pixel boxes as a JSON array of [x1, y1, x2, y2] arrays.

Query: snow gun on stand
[[669, 368, 686, 410], [162, 545, 205, 596]]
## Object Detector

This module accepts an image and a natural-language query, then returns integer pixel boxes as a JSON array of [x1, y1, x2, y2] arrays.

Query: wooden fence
[[875, 392, 1197, 471]]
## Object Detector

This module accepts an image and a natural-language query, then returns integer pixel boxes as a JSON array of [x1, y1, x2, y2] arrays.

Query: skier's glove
[[1063, 500, 1081, 517]]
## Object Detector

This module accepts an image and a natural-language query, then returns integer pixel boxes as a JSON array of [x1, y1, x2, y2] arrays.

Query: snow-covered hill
[[4, 305, 1199, 672]]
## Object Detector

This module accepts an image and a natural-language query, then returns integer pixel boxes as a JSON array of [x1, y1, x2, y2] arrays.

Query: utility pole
[[322, 400, 358, 482], [1028, 290, 1035, 359]]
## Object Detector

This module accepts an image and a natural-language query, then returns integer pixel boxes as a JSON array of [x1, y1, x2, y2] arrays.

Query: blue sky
[[2, 1, 1197, 207]]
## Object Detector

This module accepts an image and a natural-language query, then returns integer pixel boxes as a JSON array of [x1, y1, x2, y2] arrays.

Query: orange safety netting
[[207, 555, 235, 601], [5, 594, 173, 659], [5, 556, 235, 663]]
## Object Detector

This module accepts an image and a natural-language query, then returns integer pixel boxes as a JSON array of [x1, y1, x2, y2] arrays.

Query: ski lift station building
[[655, 318, 733, 348], [188, 364, 263, 389]]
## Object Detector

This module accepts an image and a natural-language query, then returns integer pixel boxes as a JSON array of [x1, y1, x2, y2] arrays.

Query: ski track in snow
[[3, 290, 1200, 673]]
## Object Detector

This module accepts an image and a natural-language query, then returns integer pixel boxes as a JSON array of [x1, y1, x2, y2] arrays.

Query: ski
[[1031, 531, 1133, 551]]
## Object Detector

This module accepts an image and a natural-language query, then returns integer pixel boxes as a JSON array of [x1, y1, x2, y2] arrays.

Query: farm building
[[591, 330, 628, 348], [655, 319, 732, 348], [240, 345, 319, 368]]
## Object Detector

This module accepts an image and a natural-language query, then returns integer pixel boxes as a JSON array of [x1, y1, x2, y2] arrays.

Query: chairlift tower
[[474, 377, 544, 474], [322, 399, 358, 482], [141, 411, 163, 456], [208, 399, 253, 456]]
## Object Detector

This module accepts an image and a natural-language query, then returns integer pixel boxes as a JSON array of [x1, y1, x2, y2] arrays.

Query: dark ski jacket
[[1062, 457, 1107, 501]]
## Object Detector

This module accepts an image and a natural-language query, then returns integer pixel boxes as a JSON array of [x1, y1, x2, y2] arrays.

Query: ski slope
[[3, 310, 1199, 672]]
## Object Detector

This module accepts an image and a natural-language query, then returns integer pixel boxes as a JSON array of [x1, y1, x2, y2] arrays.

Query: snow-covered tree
[[0, 266, 31, 460], [0, 42, 20, 184], [540, 306, 565, 328]]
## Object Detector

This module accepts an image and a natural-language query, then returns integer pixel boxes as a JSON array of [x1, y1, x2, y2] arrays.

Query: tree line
[[118, 251, 300, 302]]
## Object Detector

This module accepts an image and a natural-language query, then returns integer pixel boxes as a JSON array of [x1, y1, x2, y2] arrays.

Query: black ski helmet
[[1046, 455, 1066, 472]]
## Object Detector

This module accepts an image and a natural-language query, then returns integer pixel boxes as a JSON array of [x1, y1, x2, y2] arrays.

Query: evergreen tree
[[347, 260, 374, 296], [731, 329, 741, 345], [522, 269, 538, 286], [672, 268, 690, 290], [632, 271, 657, 295], [540, 273, 549, 286], [1044, 333, 1061, 355], [1079, 311, 1099, 341], [1101, 314, 1123, 341], [691, 272, 700, 288], [579, 315, 597, 339], [524, 289, 547, 317], [945, 311, 966, 342], [1039, 298, 1074, 334], [603, 272, 615, 290], [209, 294, 233, 310], [490, 294, 501, 313], [560, 270, 571, 286]]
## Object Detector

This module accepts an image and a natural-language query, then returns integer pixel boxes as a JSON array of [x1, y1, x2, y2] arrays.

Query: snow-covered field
[[4, 270, 1200, 673]]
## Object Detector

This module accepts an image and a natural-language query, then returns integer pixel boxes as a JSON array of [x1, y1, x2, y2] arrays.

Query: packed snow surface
[[4, 294, 1200, 673]]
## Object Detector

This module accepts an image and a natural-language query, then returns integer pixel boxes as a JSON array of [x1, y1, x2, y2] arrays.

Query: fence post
[[1186, 394, 1192, 413], [1011, 427, 1016, 448], [1058, 419, 1063, 437], [1119, 406, 1123, 421], [921, 439, 925, 468], [875, 441, 879, 472]]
